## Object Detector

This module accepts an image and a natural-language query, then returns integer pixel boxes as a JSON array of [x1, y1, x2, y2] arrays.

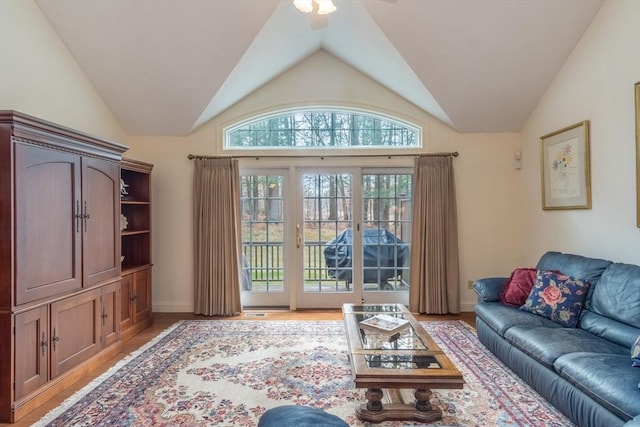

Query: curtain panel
[[409, 155, 460, 314], [193, 158, 242, 316]]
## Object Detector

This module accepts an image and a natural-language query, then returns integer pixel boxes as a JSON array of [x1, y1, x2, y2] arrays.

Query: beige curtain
[[193, 158, 242, 316], [409, 155, 460, 314]]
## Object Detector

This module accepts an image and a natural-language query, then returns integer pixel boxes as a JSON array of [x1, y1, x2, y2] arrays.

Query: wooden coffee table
[[342, 303, 464, 423]]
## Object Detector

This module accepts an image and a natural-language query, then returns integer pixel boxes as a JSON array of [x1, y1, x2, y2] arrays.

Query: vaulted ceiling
[[35, 0, 603, 136]]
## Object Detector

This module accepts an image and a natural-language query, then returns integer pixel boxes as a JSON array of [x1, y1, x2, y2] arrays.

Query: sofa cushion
[[536, 252, 612, 288], [504, 325, 628, 370], [579, 311, 640, 349], [624, 416, 640, 426], [554, 352, 640, 421], [590, 263, 640, 329], [520, 270, 590, 327], [474, 302, 561, 337], [500, 268, 537, 306]]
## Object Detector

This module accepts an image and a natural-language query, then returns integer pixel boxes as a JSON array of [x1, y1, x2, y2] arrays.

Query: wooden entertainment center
[[0, 111, 153, 423]]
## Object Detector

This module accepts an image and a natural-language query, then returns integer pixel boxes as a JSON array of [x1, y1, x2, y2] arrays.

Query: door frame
[[239, 168, 292, 308], [295, 167, 363, 309], [239, 158, 413, 310]]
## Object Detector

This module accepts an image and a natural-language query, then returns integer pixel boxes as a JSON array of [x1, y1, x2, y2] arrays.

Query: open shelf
[[120, 158, 154, 339]]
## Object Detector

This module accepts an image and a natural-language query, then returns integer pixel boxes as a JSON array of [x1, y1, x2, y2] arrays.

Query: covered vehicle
[[324, 228, 408, 289]]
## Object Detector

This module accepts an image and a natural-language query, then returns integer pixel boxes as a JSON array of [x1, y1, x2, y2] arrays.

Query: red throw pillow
[[500, 268, 538, 306]]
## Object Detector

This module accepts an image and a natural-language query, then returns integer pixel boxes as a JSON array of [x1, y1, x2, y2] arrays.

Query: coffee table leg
[[365, 388, 384, 411], [414, 388, 433, 411], [356, 387, 442, 423]]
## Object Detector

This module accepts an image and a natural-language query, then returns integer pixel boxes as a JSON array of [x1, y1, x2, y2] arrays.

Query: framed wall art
[[540, 120, 591, 210], [636, 82, 640, 226]]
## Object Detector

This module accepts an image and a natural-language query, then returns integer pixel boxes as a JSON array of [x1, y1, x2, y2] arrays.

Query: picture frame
[[635, 82, 640, 227], [540, 120, 591, 210]]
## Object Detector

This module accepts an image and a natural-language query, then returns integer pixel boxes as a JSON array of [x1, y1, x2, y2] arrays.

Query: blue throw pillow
[[520, 270, 590, 328], [632, 336, 640, 367]]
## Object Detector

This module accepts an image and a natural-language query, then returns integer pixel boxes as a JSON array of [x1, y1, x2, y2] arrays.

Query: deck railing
[[243, 241, 331, 281], [242, 242, 408, 283]]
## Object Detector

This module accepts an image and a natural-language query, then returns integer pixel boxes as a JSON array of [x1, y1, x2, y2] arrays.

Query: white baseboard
[[460, 300, 477, 312], [153, 301, 477, 313]]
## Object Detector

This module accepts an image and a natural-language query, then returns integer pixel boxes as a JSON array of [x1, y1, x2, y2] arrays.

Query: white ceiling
[[35, 0, 603, 136]]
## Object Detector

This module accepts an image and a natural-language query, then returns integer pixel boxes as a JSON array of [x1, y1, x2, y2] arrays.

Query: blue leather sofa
[[474, 251, 640, 427]]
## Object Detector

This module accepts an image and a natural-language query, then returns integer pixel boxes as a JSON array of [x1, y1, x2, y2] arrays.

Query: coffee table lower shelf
[[356, 387, 442, 423]]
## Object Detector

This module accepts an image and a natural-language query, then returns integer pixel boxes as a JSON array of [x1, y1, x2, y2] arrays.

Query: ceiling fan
[[293, 0, 335, 30], [294, 0, 397, 31]]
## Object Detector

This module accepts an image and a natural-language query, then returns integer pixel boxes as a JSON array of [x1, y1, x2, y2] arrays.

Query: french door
[[240, 169, 290, 307], [296, 169, 359, 308], [240, 166, 412, 309]]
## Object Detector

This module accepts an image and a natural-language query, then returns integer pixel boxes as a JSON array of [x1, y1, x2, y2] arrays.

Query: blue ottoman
[[258, 405, 348, 427]]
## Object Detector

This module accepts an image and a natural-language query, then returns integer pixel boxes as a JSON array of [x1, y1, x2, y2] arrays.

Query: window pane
[[240, 175, 285, 293], [303, 173, 353, 293], [362, 173, 412, 292], [227, 109, 420, 149]]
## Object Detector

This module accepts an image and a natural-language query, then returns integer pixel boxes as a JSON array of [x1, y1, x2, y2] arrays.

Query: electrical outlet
[[467, 280, 474, 290]]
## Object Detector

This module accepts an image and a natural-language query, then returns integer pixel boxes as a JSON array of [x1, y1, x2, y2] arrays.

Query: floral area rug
[[34, 320, 572, 426]]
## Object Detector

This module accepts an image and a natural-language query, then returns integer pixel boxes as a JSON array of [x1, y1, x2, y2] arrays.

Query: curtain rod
[[187, 151, 458, 160]]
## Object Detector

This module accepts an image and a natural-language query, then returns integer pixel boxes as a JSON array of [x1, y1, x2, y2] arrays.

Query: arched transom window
[[225, 108, 421, 150]]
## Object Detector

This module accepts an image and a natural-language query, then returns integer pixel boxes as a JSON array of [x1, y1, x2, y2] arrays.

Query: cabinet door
[[14, 143, 82, 305], [14, 306, 49, 400], [133, 269, 152, 324], [101, 281, 121, 348], [120, 273, 133, 330], [82, 157, 120, 287], [50, 289, 101, 378]]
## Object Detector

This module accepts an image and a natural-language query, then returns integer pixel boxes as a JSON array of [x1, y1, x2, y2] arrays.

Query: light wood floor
[[4, 310, 475, 426]]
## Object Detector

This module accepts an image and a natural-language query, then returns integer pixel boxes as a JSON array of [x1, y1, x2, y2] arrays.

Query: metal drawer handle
[[52, 328, 60, 351], [41, 332, 48, 356]]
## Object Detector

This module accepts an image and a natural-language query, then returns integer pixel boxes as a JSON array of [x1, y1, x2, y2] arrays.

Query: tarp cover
[[324, 228, 408, 284]]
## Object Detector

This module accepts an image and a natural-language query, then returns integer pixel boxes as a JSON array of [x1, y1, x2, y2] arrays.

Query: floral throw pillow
[[632, 336, 640, 367], [519, 270, 590, 328], [500, 268, 538, 306]]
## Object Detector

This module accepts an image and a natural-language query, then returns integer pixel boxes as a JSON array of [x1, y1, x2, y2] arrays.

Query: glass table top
[[342, 303, 464, 387], [343, 303, 449, 370]]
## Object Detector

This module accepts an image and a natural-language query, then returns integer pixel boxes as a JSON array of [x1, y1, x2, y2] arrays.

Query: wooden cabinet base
[[9, 341, 123, 423]]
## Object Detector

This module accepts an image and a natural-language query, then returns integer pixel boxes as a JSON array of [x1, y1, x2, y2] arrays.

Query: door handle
[[296, 224, 302, 248], [75, 200, 82, 232], [41, 332, 48, 357], [83, 200, 90, 231], [52, 328, 60, 351]]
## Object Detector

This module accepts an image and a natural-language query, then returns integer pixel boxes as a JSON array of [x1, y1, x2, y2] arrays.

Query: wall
[[0, 0, 125, 141], [127, 50, 521, 312], [520, 0, 640, 266]]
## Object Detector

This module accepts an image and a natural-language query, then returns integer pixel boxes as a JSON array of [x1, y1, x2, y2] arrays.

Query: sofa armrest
[[473, 277, 507, 302]]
